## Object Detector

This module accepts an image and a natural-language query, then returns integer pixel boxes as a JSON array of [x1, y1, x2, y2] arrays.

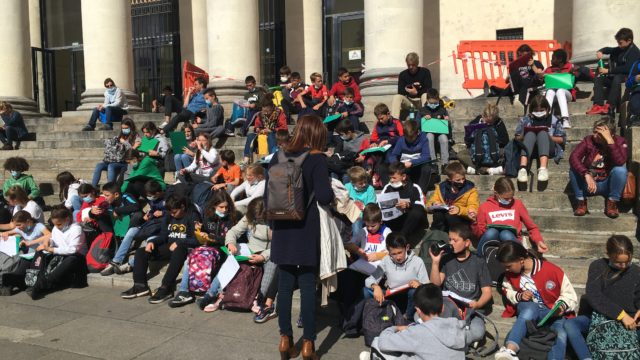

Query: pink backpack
[[187, 246, 221, 293]]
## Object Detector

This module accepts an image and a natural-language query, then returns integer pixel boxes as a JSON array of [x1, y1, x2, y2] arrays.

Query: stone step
[[449, 98, 594, 119], [0, 148, 105, 159], [541, 232, 623, 259], [466, 174, 570, 193], [474, 190, 634, 212], [528, 209, 636, 234]]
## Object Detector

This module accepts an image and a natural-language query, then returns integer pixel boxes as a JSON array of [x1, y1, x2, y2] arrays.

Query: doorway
[[323, 0, 364, 86]]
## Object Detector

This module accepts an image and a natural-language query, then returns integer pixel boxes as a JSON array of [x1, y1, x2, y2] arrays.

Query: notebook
[[464, 123, 488, 138], [421, 118, 449, 134]]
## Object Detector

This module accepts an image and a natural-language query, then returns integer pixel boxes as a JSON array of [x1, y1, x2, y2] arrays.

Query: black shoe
[[82, 125, 94, 131], [196, 293, 214, 310], [148, 286, 173, 304], [0, 285, 12, 296], [13, 141, 20, 150], [27, 286, 44, 300], [224, 130, 236, 137], [168, 291, 195, 308], [121, 283, 150, 299]]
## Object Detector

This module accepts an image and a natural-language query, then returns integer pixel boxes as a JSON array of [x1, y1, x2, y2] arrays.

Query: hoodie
[[389, 133, 431, 166], [152, 206, 201, 248], [365, 252, 429, 289], [472, 196, 543, 244], [370, 118, 404, 146], [376, 317, 469, 359], [335, 131, 369, 155]]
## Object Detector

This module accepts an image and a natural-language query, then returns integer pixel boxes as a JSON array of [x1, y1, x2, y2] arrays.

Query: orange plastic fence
[[183, 60, 209, 93], [452, 40, 561, 90]]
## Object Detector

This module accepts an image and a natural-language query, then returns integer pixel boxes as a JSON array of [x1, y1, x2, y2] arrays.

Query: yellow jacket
[[426, 181, 479, 220]]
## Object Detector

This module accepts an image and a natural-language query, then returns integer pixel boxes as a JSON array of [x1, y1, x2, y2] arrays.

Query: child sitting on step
[[426, 162, 478, 233], [0, 186, 45, 228], [56, 171, 86, 221], [211, 150, 242, 192], [230, 163, 266, 213], [420, 88, 452, 171]]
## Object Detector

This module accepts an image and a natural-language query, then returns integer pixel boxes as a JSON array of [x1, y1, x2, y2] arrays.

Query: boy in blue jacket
[[626, 59, 640, 123], [121, 194, 201, 303], [389, 119, 432, 193]]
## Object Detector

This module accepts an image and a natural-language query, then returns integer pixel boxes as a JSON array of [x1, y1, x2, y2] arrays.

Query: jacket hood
[[439, 179, 475, 202]]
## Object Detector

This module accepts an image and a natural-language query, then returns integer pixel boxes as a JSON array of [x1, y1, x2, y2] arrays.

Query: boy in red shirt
[[328, 67, 362, 106], [297, 72, 328, 116]]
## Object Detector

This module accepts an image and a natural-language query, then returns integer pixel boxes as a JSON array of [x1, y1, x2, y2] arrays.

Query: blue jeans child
[[174, 153, 193, 173], [569, 166, 627, 202], [476, 228, 518, 257], [91, 161, 128, 187]]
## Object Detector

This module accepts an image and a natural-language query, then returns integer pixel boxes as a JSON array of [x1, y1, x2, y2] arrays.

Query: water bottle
[[598, 59, 605, 77], [409, 104, 416, 120]]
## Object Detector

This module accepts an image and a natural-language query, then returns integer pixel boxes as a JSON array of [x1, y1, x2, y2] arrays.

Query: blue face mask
[[107, 87, 116, 95], [121, 128, 131, 135], [215, 210, 227, 218], [82, 196, 94, 203], [496, 196, 513, 206], [10, 171, 21, 178], [427, 103, 439, 109], [205, 99, 212, 107]]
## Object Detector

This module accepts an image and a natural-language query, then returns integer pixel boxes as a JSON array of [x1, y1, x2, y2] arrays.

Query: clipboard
[[114, 215, 131, 238], [323, 113, 342, 124], [360, 145, 392, 155], [139, 137, 159, 153], [537, 301, 563, 327], [524, 126, 549, 134], [221, 245, 252, 262], [169, 132, 188, 154], [421, 118, 449, 134]]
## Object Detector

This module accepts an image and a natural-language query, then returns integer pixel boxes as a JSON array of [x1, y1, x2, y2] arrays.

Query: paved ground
[[0, 286, 365, 360]]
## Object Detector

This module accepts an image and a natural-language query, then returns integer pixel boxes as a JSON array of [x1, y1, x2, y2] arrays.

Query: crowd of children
[[0, 33, 639, 360]]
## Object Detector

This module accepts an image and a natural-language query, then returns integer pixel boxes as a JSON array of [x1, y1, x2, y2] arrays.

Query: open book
[[442, 290, 473, 305]]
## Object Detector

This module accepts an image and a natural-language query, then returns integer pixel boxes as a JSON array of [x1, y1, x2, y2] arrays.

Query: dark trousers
[[386, 205, 429, 242], [35, 254, 88, 292], [132, 242, 188, 288], [88, 107, 126, 129], [277, 264, 317, 341], [0, 126, 24, 146], [630, 92, 640, 116], [164, 109, 195, 133], [593, 74, 625, 109], [431, 212, 471, 233], [407, 163, 436, 194], [160, 95, 183, 116], [281, 98, 297, 123]]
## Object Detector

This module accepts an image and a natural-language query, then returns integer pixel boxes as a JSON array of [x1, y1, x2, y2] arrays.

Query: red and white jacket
[[472, 196, 543, 244], [501, 257, 578, 318]]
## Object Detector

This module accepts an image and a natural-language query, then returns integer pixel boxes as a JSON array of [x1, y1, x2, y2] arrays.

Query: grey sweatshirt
[[376, 317, 469, 359], [224, 216, 271, 261], [365, 252, 429, 289]]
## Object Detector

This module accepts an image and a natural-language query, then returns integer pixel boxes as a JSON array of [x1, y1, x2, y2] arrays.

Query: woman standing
[[267, 115, 334, 360]]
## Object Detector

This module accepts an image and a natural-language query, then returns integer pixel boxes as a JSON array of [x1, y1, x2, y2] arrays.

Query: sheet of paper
[[442, 290, 474, 304], [218, 254, 240, 290], [238, 243, 252, 257], [348, 258, 379, 275], [399, 153, 421, 163], [376, 192, 402, 221], [385, 284, 411, 298], [0, 236, 18, 256], [428, 204, 450, 212]]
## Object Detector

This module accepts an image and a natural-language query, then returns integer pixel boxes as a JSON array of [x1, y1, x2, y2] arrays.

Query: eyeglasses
[[105, 84, 114, 88]]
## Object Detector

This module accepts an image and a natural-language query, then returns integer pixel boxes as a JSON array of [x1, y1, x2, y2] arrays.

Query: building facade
[[3, 0, 640, 117]]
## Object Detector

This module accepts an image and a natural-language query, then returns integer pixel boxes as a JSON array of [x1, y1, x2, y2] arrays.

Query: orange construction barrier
[[452, 40, 561, 90], [183, 60, 209, 94]]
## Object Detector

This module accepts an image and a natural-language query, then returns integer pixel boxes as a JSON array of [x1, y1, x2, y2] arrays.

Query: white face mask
[[531, 111, 547, 118], [280, 76, 288, 82], [389, 181, 403, 189]]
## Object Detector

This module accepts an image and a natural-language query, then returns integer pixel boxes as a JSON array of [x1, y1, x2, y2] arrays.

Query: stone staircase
[[3, 98, 638, 348]]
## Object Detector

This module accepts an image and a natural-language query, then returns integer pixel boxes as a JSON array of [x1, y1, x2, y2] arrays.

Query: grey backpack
[[265, 151, 311, 221], [362, 299, 408, 346]]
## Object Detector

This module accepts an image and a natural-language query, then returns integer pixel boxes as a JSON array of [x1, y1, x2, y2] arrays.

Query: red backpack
[[86, 232, 115, 272], [222, 263, 263, 311]]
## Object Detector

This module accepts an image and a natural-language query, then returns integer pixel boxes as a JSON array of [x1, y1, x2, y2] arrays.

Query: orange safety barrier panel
[[452, 40, 561, 90], [183, 60, 209, 94]]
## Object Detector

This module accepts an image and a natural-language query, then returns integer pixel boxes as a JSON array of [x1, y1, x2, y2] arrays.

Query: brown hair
[[528, 94, 551, 113], [403, 120, 419, 142], [347, 166, 368, 183], [245, 197, 266, 231], [606, 235, 633, 258], [286, 114, 326, 153], [362, 203, 382, 223], [5, 186, 28, 204], [246, 163, 265, 178], [310, 72, 322, 82], [444, 162, 466, 178], [12, 210, 34, 223], [615, 28, 633, 42], [374, 103, 390, 116], [0, 101, 14, 113], [494, 177, 515, 195]]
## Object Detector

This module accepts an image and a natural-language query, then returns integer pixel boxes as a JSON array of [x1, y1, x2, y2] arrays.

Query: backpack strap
[[473, 129, 485, 165]]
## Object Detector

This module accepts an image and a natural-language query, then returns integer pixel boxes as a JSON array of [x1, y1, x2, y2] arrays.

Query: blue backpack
[[470, 127, 500, 167]]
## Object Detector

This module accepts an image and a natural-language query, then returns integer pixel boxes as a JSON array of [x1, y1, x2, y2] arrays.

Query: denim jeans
[[278, 265, 317, 341], [363, 287, 417, 321], [477, 228, 518, 257], [92, 161, 128, 187], [174, 153, 193, 172], [506, 302, 569, 358], [551, 315, 592, 360], [88, 106, 126, 129], [243, 132, 277, 157], [69, 194, 82, 222], [352, 218, 364, 241], [569, 166, 628, 202], [113, 227, 140, 264]]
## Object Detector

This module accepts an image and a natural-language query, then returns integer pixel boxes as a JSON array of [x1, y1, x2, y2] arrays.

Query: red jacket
[[254, 108, 288, 132], [472, 196, 543, 244], [569, 134, 628, 177], [76, 195, 107, 224], [502, 258, 575, 318], [329, 78, 362, 103]]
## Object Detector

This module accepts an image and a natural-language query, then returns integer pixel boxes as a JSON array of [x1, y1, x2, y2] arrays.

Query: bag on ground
[[587, 311, 640, 360], [362, 298, 408, 347], [222, 263, 263, 311], [86, 232, 115, 272]]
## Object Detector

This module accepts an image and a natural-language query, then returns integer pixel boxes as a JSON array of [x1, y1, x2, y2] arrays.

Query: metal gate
[[259, 0, 286, 86], [132, 0, 181, 111], [31, 47, 56, 116]]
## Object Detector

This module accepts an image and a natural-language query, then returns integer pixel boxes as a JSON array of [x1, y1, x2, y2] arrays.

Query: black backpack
[[470, 127, 501, 167], [362, 298, 408, 346]]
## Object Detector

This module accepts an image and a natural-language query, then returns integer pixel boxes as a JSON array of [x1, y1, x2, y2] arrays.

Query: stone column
[[572, 0, 640, 65], [78, 0, 141, 110], [359, 0, 424, 97], [206, 0, 259, 103], [178, 0, 209, 69], [0, 0, 38, 114], [29, 0, 46, 114]]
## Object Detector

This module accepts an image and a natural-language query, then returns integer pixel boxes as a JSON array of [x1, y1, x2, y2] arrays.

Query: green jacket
[[121, 157, 166, 193], [3, 174, 40, 199]]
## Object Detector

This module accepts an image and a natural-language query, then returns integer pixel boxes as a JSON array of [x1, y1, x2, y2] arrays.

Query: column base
[[207, 79, 249, 118], [77, 89, 142, 112], [359, 67, 405, 97], [571, 51, 597, 67], [0, 96, 40, 116]]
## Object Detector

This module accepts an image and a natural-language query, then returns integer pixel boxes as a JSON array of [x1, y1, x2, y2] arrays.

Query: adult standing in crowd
[[267, 114, 334, 360], [391, 52, 432, 119], [82, 77, 129, 131]]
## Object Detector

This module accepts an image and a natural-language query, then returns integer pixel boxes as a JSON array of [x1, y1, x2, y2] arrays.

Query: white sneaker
[[494, 346, 519, 360], [359, 351, 371, 360], [517, 168, 528, 183], [488, 166, 504, 175], [562, 117, 571, 129], [466, 166, 476, 175], [158, 121, 169, 129], [537, 167, 549, 182]]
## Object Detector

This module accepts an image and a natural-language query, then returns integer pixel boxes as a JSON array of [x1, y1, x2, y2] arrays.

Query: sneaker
[[586, 104, 605, 115], [158, 121, 169, 129], [168, 291, 195, 308], [537, 167, 549, 182], [359, 351, 371, 360], [100, 262, 116, 276], [121, 283, 151, 299], [254, 306, 277, 324], [561, 117, 571, 129], [197, 293, 214, 310], [82, 125, 94, 131], [1, 144, 13, 151], [517, 168, 528, 183], [574, 199, 589, 216], [296, 314, 303, 328], [148, 286, 173, 304], [224, 130, 235, 137], [488, 166, 504, 175], [114, 263, 132, 275], [0, 285, 12, 296], [495, 346, 519, 360], [203, 295, 223, 313], [605, 199, 620, 219], [466, 166, 476, 175]]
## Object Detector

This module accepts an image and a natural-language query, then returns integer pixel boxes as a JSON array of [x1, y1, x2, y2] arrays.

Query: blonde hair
[[310, 72, 322, 82], [347, 166, 368, 183], [483, 103, 499, 119], [405, 52, 419, 65]]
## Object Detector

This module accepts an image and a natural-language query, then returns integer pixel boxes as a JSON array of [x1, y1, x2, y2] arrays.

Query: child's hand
[[169, 242, 178, 252], [366, 253, 378, 262], [403, 161, 412, 168], [520, 290, 533, 301], [312, 104, 321, 111], [341, 112, 349, 118], [448, 205, 460, 215], [194, 221, 201, 231], [148, 150, 159, 157], [355, 155, 365, 163], [467, 210, 477, 221], [145, 242, 155, 253], [429, 247, 444, 263], [621, 314, 637, 330], [179, 168, 187, 175], [537, 241, 549, 253], [373, 286, 384, 305], [153, 210, 163, 218], [396, 200, 410, 210], [143, 213, 150, 221], [300, 103, 307, 109], [408, 280, 420, 289], [227, 243, 238, 255], [355, 201, 364, 211], [183, 147, 194, 156], [468, 300, 481, 310], [424, 115, 431, 119], [635, 74, 640, 82], [527, 58, 534, 66], [90, 206, 103, 215], [36, 244, 47, 252], [248, 254, 265, 264]]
